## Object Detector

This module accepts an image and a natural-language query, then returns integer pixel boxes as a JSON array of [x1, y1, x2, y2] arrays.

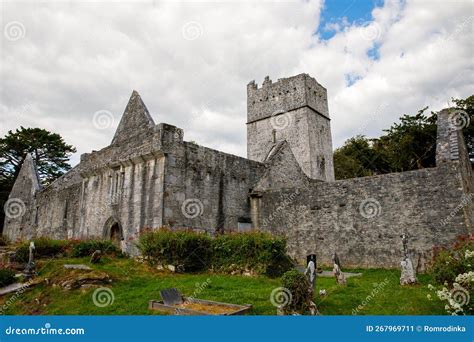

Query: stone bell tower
[[246, 73, 334, 181]]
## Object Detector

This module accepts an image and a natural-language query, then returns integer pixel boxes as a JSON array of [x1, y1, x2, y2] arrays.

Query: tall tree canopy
[[334, 95, 473, 180], [0, 127, 76, 184], [333, 135, 382, 179]]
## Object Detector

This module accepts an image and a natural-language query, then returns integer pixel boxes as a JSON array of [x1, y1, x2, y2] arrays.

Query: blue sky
[[319, 0, 384, 40]]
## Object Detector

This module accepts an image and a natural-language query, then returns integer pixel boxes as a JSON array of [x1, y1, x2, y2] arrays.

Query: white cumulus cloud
[[0, 0, 472, 165]]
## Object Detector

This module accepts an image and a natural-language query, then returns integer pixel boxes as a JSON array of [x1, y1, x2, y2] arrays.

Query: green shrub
[[0, 269, 16, 287], [212, 231, 292, 277], [138, 229, 212, 272], [280, 269, 312, 314], [15, 238, 69, 263], [138, 229, 292, 276], [430, 235, 474, 285], [70, 240, 120, 258]]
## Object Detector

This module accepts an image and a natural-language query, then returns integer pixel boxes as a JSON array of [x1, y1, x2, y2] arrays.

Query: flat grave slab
[[150, 288, 252, 315]]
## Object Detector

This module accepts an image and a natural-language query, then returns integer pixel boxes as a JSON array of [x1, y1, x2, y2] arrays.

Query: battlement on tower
[[247, 73, 329, 123]]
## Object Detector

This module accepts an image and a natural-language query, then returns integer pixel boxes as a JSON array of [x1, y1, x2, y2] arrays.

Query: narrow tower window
[[35, 206, 39, 225], [63, 200, 68, 220]]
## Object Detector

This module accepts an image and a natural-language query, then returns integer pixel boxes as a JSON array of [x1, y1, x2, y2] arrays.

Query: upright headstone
[[23, 241, 37, 280], [400, 233, 417, 285], [333, 263, 346, 285], [160, 288, 183, 306], [90, 250, 102, 264], [400, 258, 417, 285], [304, 255, 316, 288], [332, 252, 346, 285]]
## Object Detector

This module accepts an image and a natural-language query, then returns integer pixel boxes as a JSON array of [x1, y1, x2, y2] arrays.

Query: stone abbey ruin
[[3, 74, 473, 270]]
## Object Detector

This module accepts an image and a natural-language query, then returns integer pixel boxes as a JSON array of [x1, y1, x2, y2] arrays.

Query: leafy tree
[[373, 108, 438, 172], [334, 95, 473, 180], [0, 127, 76, 232], [0, 127, 76, 184], [333, 135, 381, 179], [334, 110, 437, 180]]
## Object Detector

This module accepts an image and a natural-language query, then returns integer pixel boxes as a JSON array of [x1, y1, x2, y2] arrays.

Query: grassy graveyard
[[3, 231, 471, 315], [0, 255, 445, 315]]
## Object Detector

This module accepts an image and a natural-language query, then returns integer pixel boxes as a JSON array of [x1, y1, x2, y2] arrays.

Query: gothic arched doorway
[[103, 217, 123, 249], [110, 223, 121, 247]]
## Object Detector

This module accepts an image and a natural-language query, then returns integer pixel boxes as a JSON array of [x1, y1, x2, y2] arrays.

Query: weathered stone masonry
[[3, 90, 265, 255], [251, 107, 473, 270], [3, 74, 472, 269]]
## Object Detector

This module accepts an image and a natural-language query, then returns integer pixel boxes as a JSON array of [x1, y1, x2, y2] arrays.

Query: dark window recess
[[319, 156, 325, 173], [35, 206, 39, 225], [63, 201, 68, 220]]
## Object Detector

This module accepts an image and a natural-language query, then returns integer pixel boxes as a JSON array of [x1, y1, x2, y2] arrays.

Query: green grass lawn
[[0, 256, 445, 315]]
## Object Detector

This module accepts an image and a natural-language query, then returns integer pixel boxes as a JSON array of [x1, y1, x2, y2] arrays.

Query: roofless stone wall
[[252, 109, 473, 271], [255, 164, 469, 271], [162, 141, 265, 232]]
